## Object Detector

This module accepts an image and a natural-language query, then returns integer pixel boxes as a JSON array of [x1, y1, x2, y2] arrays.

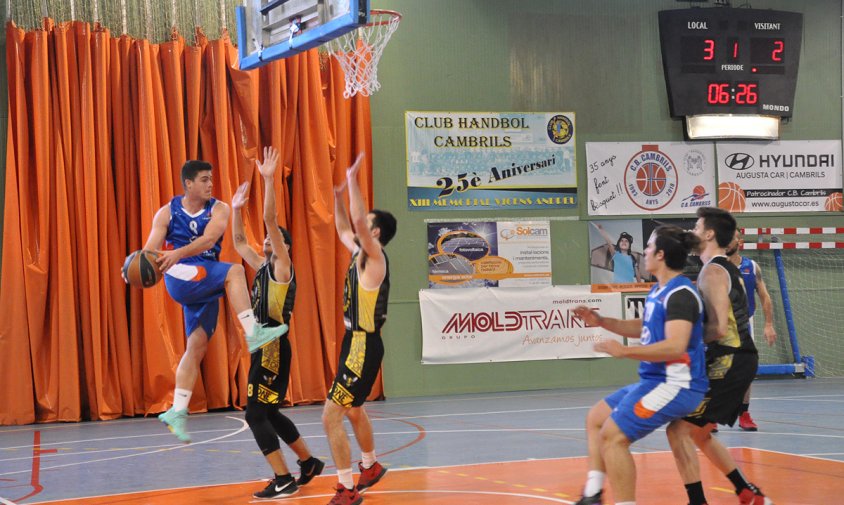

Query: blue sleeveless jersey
[[738, 256, 757, 316], [639, 275, 707, 392], [165, 196, 222, 264]]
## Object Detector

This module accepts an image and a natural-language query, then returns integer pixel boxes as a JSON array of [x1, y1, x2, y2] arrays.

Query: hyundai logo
[[724, 153, 754, 171]]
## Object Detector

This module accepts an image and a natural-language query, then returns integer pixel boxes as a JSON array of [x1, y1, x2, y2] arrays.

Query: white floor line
[[0, 416, 248, 478]]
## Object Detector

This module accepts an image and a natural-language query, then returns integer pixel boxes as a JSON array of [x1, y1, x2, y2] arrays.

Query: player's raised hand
[[257, 146, 280, 179], [334, 178, 348, 197], [232, 182, 250, 210], [346, 152, 364, 181]]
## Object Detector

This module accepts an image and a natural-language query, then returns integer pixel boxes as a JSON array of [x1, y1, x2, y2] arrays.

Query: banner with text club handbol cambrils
[[585, 142, 717, 215], [406, 112, 577, 210], [716, 141, 843, 213], [420, 286, 623, 364]]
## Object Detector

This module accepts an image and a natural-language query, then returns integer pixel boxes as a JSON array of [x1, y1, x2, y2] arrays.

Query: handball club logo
[[624, 145, 679, 211], [546, 115, 573, 144]]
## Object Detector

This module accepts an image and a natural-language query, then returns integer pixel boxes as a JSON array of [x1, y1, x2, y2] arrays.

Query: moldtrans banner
[[716, 141, 843, 213], [419, 286, 623, 364], [406, 112, 577, 210]]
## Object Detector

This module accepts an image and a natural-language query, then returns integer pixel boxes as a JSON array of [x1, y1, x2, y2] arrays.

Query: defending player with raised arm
[[666, 207, 773, 505], [323, 154, 397, 505], [571, 225, 707, 505], [230, 147, 324, 499], [129, 160, 286, 444], [727, 229, 777, 431]]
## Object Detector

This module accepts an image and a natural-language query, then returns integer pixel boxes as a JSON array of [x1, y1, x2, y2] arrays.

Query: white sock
[[616, 502, 636, 505], [238, 310, 256, 338], [337, 468, 354, 489], [584, 470, 605, 497], [173, 388, 192, 412], [361, 451, 377, 469]]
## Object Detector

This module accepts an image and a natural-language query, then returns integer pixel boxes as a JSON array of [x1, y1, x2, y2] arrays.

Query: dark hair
[[696, 206, 737, 248], [181, 160, 213, 186], [278, 226, 292, 248], [616, 232, 634, 255], [653, 225, 701, 270], [370, 209, 397, 246]]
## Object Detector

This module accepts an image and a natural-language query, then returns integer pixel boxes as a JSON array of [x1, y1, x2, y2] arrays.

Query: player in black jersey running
[[323, 154, 396, 505], [232, 146, 323, 500], [666, 207, 773, 505]]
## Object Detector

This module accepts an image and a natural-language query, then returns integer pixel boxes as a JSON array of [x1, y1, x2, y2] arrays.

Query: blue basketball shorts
[[164, 260, 233, 338], [604, 380, 705, 442]]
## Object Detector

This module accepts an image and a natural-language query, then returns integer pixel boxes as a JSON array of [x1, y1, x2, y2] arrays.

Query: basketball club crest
[[624, 145, 679, 211], [546, 115, 573, 144]]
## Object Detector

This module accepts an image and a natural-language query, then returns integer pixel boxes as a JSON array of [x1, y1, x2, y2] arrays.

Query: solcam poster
[[427, 220, 551, 288]]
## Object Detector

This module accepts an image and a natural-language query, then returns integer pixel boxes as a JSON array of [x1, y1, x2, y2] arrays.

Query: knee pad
[[268, 408, 301, 445]]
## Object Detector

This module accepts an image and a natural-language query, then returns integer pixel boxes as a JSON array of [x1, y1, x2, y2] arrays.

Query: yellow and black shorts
[[684, 351, 758, 427], [328, 330, 384, 408], [247, 336, 292, 406]]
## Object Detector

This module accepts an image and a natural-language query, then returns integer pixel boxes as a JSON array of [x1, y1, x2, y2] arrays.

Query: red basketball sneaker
[[327, 484, 361, 505], [739, 411, 758, 431], [356, 461, 387, 492], [737, 484, 773, 505]]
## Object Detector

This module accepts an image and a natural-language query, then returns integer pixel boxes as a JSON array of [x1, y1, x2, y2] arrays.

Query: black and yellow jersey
[[251, 261, 296, 328], [343, 251, 390, 333], [705, 256, 756, 356]]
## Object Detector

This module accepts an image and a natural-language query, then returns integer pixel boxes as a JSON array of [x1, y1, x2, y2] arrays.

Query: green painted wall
[[368, 0, 844, 397]]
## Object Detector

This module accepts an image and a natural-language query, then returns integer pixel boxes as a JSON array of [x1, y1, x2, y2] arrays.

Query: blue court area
[[1, 378, 843, 504]]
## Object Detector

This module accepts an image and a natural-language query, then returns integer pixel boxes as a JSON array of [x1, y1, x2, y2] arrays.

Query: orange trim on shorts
[[191, 266, 207, 281], [634, 399, 657, 419]]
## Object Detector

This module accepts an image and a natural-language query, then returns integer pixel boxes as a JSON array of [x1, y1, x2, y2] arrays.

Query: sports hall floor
[[2, 378, 842, 504]]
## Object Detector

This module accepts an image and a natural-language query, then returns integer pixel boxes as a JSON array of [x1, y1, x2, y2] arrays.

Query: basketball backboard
[[236, 0, 369, 70]]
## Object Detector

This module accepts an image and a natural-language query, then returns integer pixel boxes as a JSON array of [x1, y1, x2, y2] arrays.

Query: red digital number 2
[[772, 40, 784, 62]]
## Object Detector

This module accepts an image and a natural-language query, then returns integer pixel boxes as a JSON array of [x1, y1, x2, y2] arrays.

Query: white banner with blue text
[[716, 140, 843, 213]]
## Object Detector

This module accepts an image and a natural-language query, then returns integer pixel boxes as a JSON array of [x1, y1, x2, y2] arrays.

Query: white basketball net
[[326, 10, 401, 98]]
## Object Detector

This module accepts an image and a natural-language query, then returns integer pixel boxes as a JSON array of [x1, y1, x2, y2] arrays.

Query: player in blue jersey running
[[572, 225, 707, 505], [130, 160, 287, 443]]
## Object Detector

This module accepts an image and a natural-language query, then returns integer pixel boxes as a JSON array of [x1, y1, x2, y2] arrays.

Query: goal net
[[742, 227, 844, 378]]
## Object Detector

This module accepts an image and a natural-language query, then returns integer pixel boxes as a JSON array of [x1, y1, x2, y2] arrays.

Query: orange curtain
[[0, 20, 378, 425]]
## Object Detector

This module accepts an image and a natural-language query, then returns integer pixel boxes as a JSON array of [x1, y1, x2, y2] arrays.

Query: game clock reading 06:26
[[658, 8, 802, 117]]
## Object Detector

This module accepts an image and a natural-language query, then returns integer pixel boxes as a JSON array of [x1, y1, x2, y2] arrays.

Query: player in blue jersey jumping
[[131, 160, 287, 443], [572, 225, 707, 505]]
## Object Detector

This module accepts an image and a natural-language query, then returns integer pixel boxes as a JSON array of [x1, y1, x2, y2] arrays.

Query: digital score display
[[659, 8, 802, 117]]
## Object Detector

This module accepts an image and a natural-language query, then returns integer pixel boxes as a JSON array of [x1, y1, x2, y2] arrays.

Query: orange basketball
[[824, 192, 843, 211], [718, 182, 746, 213], [122, 250, 162, 288]]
